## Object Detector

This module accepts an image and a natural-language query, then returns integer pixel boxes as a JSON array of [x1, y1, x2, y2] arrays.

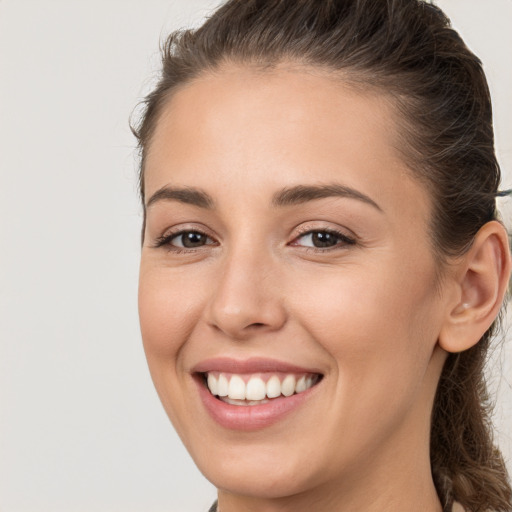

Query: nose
[[206, 249, 287, 340]]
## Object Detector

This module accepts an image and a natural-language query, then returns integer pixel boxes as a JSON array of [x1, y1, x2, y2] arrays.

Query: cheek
[[290, 256, 440, 388], [138, 265, 208, 435], [286, 259, 442, 457], [138, 265, 204, 362]]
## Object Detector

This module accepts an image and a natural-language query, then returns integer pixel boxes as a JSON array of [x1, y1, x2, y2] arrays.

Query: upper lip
[[192, 357, 322, 375]]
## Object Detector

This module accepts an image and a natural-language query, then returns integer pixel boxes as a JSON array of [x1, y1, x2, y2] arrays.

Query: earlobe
[[438, 221, 511, 353]]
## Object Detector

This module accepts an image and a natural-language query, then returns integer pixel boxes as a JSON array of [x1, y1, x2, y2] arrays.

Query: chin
[[185, 434, 332, 500], [203, 458, 316, 499]]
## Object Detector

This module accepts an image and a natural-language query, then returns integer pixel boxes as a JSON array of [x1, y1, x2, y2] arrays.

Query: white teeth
[[228, 375, 246, 400], [245, 377, 267, 401], [205, 372, 320, 403], [295, 375, 307, 393], [217, 374, 229, 397], [281, 375, 296, 397], [207, 373, 218, 396], [266, 375, 281, 398], [223, 397, 270, 406]]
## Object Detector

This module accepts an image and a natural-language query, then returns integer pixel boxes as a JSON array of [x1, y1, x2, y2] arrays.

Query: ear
[[438, 221, 511, 353]]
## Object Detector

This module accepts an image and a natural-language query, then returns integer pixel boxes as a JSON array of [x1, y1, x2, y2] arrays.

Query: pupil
[[183, 232, 206, 248], [312, 231, 337, 248]]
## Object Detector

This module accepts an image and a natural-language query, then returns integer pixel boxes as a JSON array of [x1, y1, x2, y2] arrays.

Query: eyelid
[[289, 224, 357, 250], [152, 225, 218, 251]]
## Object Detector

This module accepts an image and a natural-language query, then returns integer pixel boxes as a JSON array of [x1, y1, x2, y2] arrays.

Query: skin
[[138, 64, 508, 512]]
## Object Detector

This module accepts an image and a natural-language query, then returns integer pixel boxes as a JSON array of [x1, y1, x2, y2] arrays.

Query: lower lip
[[195, 376, 320, 431]]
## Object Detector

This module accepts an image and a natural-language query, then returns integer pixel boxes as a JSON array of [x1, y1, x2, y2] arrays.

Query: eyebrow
[[145, 183, 382, 212], [146, 186, 214, 209], [272, 184, 382, 211]]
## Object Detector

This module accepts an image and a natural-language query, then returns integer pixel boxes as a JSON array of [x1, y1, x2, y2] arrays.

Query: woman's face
[[139, 65, 450, 502]]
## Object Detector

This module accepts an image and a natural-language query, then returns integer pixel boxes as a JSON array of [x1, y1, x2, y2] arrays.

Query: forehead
[[148, 64, 401, 173], [144, 64, 430, 226]]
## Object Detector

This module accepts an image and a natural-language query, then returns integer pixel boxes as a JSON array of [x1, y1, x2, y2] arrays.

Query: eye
[[155, 230, 216, 250], [173, 231, 211, 248], [292, 229, 355, 249]]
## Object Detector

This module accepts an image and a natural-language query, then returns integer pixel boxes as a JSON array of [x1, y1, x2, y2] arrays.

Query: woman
[[133, 0, 511, 510]]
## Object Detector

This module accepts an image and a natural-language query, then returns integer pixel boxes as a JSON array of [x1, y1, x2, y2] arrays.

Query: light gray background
[[0, 1, 511, 511]]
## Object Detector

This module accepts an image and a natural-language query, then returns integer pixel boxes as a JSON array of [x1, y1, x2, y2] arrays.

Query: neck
[[217, 464, 443, 512]]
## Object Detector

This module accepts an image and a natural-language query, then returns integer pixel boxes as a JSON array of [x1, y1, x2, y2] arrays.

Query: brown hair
[[132, 1, 511, 510]]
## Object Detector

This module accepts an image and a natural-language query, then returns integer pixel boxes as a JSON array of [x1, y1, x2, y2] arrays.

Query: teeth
[[223, 397, 271, 406], [207, 373, 218, 396], [217, 374, 229, 397], [228, 375, 246, 400], [246, 377, 266, 401], [295, 375, 307, 393], [266, 375, 281, 398], [281, 375, 296, 397], [205, 372, 319, 403]]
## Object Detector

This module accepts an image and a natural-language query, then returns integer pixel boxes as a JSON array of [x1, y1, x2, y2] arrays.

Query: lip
[[192, 357, 323, 431], [192, 356, 322, 375]]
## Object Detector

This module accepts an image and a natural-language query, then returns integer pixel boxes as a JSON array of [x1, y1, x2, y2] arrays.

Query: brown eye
[[310, 231, 339, 248], [171, 231, 212, 248], [293, 230, 356, 249]]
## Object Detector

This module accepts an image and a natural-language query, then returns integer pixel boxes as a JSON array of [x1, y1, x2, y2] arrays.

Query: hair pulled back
[[132, 1, 511, 510]]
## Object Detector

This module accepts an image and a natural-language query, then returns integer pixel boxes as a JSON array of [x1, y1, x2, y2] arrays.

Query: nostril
[[207, 295, 287, 338]]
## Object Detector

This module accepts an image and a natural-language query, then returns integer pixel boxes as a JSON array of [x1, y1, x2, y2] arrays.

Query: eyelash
[[153, 229, 216, 253], [153, 227, 356, 253], [290, 228, 356, 251]]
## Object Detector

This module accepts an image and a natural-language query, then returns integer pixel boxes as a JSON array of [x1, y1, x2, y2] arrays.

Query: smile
[[204, 372, 321, 405], [193, 358, 324, 430]]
